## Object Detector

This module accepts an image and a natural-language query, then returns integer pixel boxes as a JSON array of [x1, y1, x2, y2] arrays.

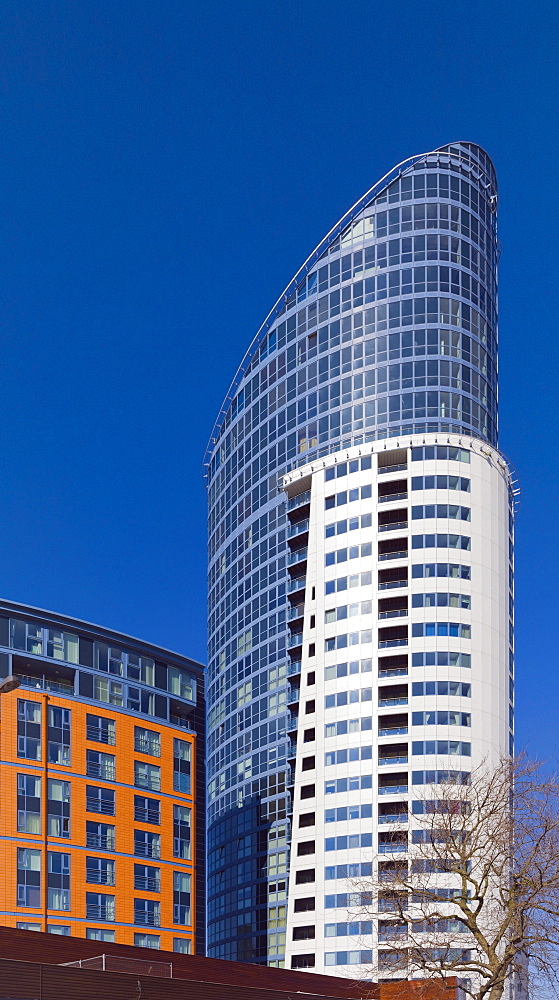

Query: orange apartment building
[[0, 600, 205, 953]]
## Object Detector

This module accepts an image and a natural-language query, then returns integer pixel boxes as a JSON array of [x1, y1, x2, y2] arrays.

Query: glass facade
[[205, 143, 502, 965]]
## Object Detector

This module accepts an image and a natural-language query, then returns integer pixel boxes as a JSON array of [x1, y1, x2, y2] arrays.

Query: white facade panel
[[283, 432, 512, 977]]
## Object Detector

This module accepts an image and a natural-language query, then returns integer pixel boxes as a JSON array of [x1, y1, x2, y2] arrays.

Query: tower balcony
[[288, 547, 307, 567]]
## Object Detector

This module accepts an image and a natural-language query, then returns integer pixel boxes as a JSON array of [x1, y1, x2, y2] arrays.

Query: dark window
[[379, 537, 408, 557], [379, 508, 408, 527], [48, 706, 71, 765], [378, 566, 408, 588], [293, 926, 315, 940], [301, 784, 315, 800], [86, 927, 115, 942], [297, 841, 315, 856], [47, 779, 70, 838], [294, 897, 315, 912], [86, 857, 115, 886], [295, 869, 315, 884], [79, 638, 94, 668], [303, 728, 315, 742], [305, 700, 315, 714], [86, 821, 115, 850], [378, 478, 407, 499], [173, 804, 191, 859], [173, 871, 191, 925], [17, 774, 41, 834], [379, 595, 408, 615], [134, 727, 161, 757], [379, 625, 408, 645], [134, 898, 160, 927], [17, 700, 41, 760], [86, 714, 115, 746], [86, 750, 115, 781], [47, 852, 70, 910], [134, 864, 160, 892], [86, 785, 115, 816], [134, 760, 161, 791], [17, 848, 41, 907], [173, 739, 191, 794], [86, 892, 115, 921], [302, 756, 315, 771], [299, 812, 315, 828], [291, 954, 315, 968], [134, 795, 160, 825], [134, 830, 160, 859]]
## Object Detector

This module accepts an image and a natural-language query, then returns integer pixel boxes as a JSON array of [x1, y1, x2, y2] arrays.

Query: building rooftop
[[0, 927, 458, 1000]]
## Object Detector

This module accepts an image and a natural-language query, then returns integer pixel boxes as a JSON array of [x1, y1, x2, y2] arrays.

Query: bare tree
[[354, 757, 559, 1000]]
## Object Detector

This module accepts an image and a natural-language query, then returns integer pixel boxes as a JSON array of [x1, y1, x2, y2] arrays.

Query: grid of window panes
[[205, 143, 499, 963], [14, 763, 193, 934], [5, 616, 198, 730]]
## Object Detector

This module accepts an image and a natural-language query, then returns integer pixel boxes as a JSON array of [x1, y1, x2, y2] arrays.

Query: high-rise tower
[[205, 143, 515, 975]]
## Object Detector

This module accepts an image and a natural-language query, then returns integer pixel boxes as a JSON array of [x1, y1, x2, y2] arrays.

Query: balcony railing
[[288, 687, 300, 704], [134, 842, 161, 860], [288, 660, 302, 676], [134, 808, 160, 825], [379, 610, 407, 620], [288, 605, 305, 622], [135, 776, 161, 792], [86, 798, 115, 816], [288, 489, 311, 511], [378, 785, 408, 795], [288, 519, 309, 539], [379, 726, 408, 737], [379, 697, 408, 707], [378, 464, 407, 474], [86, 869, 116, 886], [379, 755, 409, 766], [19, 673, 74, 695], [379, 638, 408, 649], [378, 843, 408, 854], [86, 726, 116, 746], [134, 877, 160, 893], [86, 763, 116, 781], [379, 551, 408, 562], [379, 492, 408, 503], [378, 784, 408, 795], [288, 576, 306, 593], [86, 905, 115, 921], [86, 833, 115, 851], [379, 581, 407, 590], [134, 912, 160, 927], [379, 522, 408, 533], [134, 737, 161, 757], [379, 871, 407, 883], [288, 547, 308, 566], [288, 633, 303, 649], [378, 813, 408, 825], [378, 667, 408, 678], [169, 715, 196, 733]]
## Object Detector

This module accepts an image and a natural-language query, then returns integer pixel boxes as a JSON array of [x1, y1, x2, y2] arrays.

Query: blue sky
[[0, 1, 556, 757]]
